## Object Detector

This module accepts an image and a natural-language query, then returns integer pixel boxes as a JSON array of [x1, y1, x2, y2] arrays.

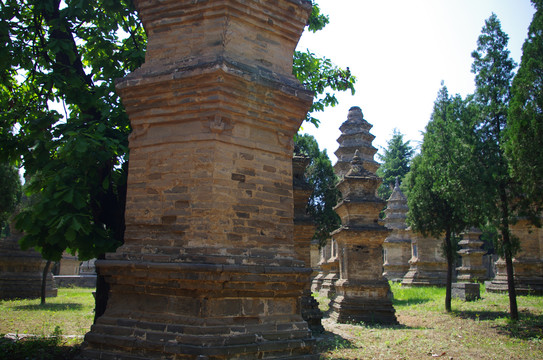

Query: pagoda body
[[402, 231, 447, 286], [0, 218, 57, 300], [383, 179, 411, 282], [457, 228, 487, 282], [328, 107, 397, 325], [79, 1, 318, 358], [487, 217, 543, 295], [293, 156, 323, 333]]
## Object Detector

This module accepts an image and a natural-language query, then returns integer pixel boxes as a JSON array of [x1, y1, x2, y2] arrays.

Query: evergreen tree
[[471, 13, 519, 320], [294, 134, 341, 248], [506, 0, 543, 223], [376, 129, 414, 200], [406, 85, 484, 312]]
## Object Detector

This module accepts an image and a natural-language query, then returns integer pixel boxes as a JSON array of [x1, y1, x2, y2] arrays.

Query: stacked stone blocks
[[80, 0, 318, 358]]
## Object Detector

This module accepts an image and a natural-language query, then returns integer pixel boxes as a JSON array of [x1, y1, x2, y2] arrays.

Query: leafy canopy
[[471, 12, 520, 257], [0, 0, 356, 261], [471, 12, 520, 320], [406, 85, 486, 312], [406, 86, 484, 241], [506, 0, 543, 223]]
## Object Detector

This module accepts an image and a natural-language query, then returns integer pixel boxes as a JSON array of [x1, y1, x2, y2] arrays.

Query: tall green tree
[[376, 129, 414, 200], [471, 13, 519, 320], [0, 0, 355, 319], [506, 0, 543, 223], [406, 85, 484, 312], [294, 134, 341, 247]]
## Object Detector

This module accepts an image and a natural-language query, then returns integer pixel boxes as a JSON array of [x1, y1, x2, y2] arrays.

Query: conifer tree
[[376, 130, 414, 201], [406, 86, 484, 312], [506, 0, 543, 223], [471, 13, 519, 320]]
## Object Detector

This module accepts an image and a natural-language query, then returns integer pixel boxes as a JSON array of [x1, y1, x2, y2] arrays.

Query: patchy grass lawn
[[0, 287, 95, 337], [317, 283, 543, 359], [0, 287, 94, 359], [1, 284, 543, 359]]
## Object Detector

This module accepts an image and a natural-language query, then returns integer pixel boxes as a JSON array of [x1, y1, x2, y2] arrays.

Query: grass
[[0, 287, 95, 337], [317, 283, 543, 359], [1, 285, 543, 359]]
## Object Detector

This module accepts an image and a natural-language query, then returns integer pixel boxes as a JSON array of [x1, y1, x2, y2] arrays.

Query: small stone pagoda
[[311, 243, 329, 294], [80, 1, 317, 358], [402, 231, 447, 286], [293, 156, 323, 333], [383, 178, 411, 282], [456, 228, 487, 282], [327, 107, 397, 325], [318, 239, 340, 298], [487, 217, 543, 295], [0, 219, 57, 300]]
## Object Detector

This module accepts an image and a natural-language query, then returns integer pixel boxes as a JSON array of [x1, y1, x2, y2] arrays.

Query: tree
[[294, 1, 356, 126], [0, 163, 21, 236], [0, 0, 355, 320], [376, 129, 414, 200], [294, 134, 341, 247], [471, 13, 519, 320], [506, 0, 543, 223], [406, 85, 484, 312]]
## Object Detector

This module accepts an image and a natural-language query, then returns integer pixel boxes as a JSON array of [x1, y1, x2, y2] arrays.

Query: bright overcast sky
[[297, 0, 536, 163]]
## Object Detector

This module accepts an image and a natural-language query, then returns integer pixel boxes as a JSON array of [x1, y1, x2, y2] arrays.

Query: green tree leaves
[[376, 129, 414, 200], [294, 134, 341, 247], [506, 0, 543, 223], [0, 0, 354, 264], [0, 163, 21, 226], [1, 0, 144, 261], [406, 86, 484, 312]]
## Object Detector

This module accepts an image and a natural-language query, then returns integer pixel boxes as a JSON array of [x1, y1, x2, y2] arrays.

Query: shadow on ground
[[315, 330, 355, 355], [14, 303, 84, 312], [453, 309, 543, 341], [392, 297, 432, 307]]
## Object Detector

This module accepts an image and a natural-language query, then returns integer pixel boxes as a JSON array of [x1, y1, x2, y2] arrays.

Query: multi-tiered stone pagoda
[[328, 107, 397, 324], [457, 228, 487, 282], [383, 178, 412, 282]]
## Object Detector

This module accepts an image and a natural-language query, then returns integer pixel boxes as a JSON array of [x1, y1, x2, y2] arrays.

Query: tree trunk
[[93, 253, 109, 323], [41, 260, 51, 305], [499, 185, 519, 321], [445, 229, 453, 312], [503, 236, 519, 321]]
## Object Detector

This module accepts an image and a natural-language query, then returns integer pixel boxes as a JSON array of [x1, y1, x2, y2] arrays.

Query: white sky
[[296, 0, 536, 162]]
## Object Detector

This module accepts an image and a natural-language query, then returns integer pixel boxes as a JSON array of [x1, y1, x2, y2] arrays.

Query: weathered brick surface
[[402, 230, 448, 287], [0, 219, 57, 300], [456, 228, 487, 282], [79, 0, 318, 359], [293, 156, 323, 333], [487, 217, 543, 295]]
